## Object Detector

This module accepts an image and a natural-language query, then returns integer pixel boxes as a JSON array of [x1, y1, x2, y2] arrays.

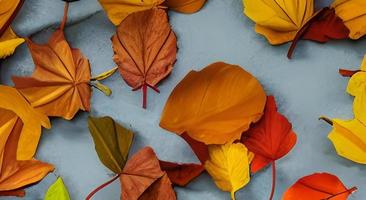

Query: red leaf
[[287, 7, 349, 59], [0, 189, 25, 197], [159, 161, 205, 186], [181, 132, 209, 163], [283, 173, 357, 200], [339, 69, 361, 77]]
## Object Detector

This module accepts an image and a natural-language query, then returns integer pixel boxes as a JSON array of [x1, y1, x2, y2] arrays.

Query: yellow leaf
[[346, 55, 366, 124], [332, 0, 366, 40], [0, 85, 50, 160], [243, 0, 314, 45], [204, 143, 253, 200], [97, 0, 164, 26], [325, 118, 366, 164], [0, 27, 24, 59]]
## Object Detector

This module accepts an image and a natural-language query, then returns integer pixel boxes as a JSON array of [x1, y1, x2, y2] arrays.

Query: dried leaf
[[138, 173, 176, 200], [164, 0, 206, 13], [88, 116, 133, 174], [160, 62, 266, 145], [0, 113, 53, 194], [243, 0, 314, 45], [0, 85, 50, 160], [204, 143, 253, 200], [242, 96, 297, 173], [98, 0, 164, 26], [112, 8, 177, 109], [0, 27, 24, 59], [282, 172, 357, 199], [121, 147, 176, 200], [159, 161, 205, 186], [332, 0, 366, 40], [44, 177, 71, 200], [321, 117, 366, 164]]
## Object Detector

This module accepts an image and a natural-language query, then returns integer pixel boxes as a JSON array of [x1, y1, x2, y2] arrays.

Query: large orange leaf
[[0, 0, 24, 37], [11, 3, 115, 120], [120, 147, 176, 200], [0, 113, 53, 196], [111, 8, 177, 109], [282, 173, 357, 200], [0, 85, 50, 160], [241, 96, 297, 200], [160, 62, 266, 144]]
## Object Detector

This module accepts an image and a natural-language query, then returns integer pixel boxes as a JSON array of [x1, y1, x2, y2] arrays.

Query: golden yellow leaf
[[323, 118, 366, 164], [97, 0, 164, 26], [0, 85, 50, 160], [243, 0, 314, 45], [332, 0, 366, 40], [0, 28, 24, 59], [204, 143, 253, 200]]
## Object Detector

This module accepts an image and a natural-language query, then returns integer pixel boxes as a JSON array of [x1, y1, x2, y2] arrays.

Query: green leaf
[[88, 116, 134, 173], [44, 177, 71, 200]]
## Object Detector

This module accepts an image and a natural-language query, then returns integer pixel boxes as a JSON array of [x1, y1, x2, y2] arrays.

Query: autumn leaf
[[332, 0, 366, 40], [0, 85, 50, 160], [320, 117, 366, 164], [44, 177, 71, 200], [242, 96, 297, 200], [282, 172, 357, 199], [0, 28, 24, 59], [287, 7, 350, 59], [112, 8, 177, 109], [160, 62, 266, 145], [159, 133, 208, 186], [88, 116, 134, 174], [204, 143, 253, 200], [0, 111, 53, 196], [243, 0, 314, 45], [120, 147, 176, 200], [12, 3, 115, 120], [98, 0, 164, 26], [163, 0, 207, 13]]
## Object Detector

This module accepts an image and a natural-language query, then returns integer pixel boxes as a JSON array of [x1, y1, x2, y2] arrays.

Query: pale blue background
[[1, 0, 365, 199]]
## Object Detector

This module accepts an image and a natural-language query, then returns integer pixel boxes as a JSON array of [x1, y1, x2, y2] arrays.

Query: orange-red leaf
[[121, 147, 176, 200], [159, 161, 205, 186], [283, 173, 357, 200], [0, 0, 24, 37], [242, 96, 297, 173], [12, 5, 91, 120], [164, 0, 206, 13], [111, 8, 177, 108]]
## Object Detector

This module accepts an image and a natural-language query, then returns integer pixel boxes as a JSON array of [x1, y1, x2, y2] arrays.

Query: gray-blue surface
[[1, 0, 365, 199]]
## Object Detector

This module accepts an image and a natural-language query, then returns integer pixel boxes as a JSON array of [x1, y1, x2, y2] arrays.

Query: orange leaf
[[12, 4, 92, 120], [160, 62, 266, 145], [283, 173, 357, 200], [111, 8, 177, 109], [121, 147, 176, 200], [163, 0, 207, 13], [0, 0, 24, 37]]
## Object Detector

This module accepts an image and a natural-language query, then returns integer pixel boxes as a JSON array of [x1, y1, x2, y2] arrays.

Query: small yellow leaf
[[243, 0, 314, 45], [204, 143, 253, 200], [326, 118, 366, 164], [98, 0, 164, 26], [332, 0, 366, 40], [0, 28, 24, 59]]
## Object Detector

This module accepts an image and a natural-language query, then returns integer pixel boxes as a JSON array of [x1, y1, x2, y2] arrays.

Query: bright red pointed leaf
[[288, 7, 350, 59], [241, 96, 297, 200], [283, 172, 357, 200]]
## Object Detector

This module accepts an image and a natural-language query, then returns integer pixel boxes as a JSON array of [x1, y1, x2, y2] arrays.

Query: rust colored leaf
[[121, 147, 176, 200], [112, 8, 177, 109], [12, 3, 92, 120], [242, 96, 297, 200], [0, 189, 25, 197], [283, 173, 357, 200], [159, 161, 205, 186], [288, 8, 350, 59]]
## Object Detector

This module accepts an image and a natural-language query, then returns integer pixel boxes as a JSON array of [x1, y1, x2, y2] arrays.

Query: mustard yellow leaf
[[0, 28, 24, 59], [204, 143, 253, 200], [98, 0, 164, 26], [243, 0, 314, 45], [326, 118, 366, 164], [332, 0, 366, 40]]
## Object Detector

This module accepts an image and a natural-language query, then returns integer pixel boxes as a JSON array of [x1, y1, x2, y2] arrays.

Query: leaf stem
[[60, 2, 69, 31], [319, 116, 333, 126], [269, 161, 276, 200], [132, 83, 160, 109], [322, 186, 357, 200], [85, 174, 120, 200]]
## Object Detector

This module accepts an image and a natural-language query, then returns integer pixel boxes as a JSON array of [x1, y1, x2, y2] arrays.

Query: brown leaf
[[159, 161, 205, 186], [139, 173, 176, 200], [112, 8, 177, 108]]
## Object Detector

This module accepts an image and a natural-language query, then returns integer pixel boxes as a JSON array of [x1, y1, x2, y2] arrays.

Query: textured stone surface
[[1, 0, 365, 199]]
